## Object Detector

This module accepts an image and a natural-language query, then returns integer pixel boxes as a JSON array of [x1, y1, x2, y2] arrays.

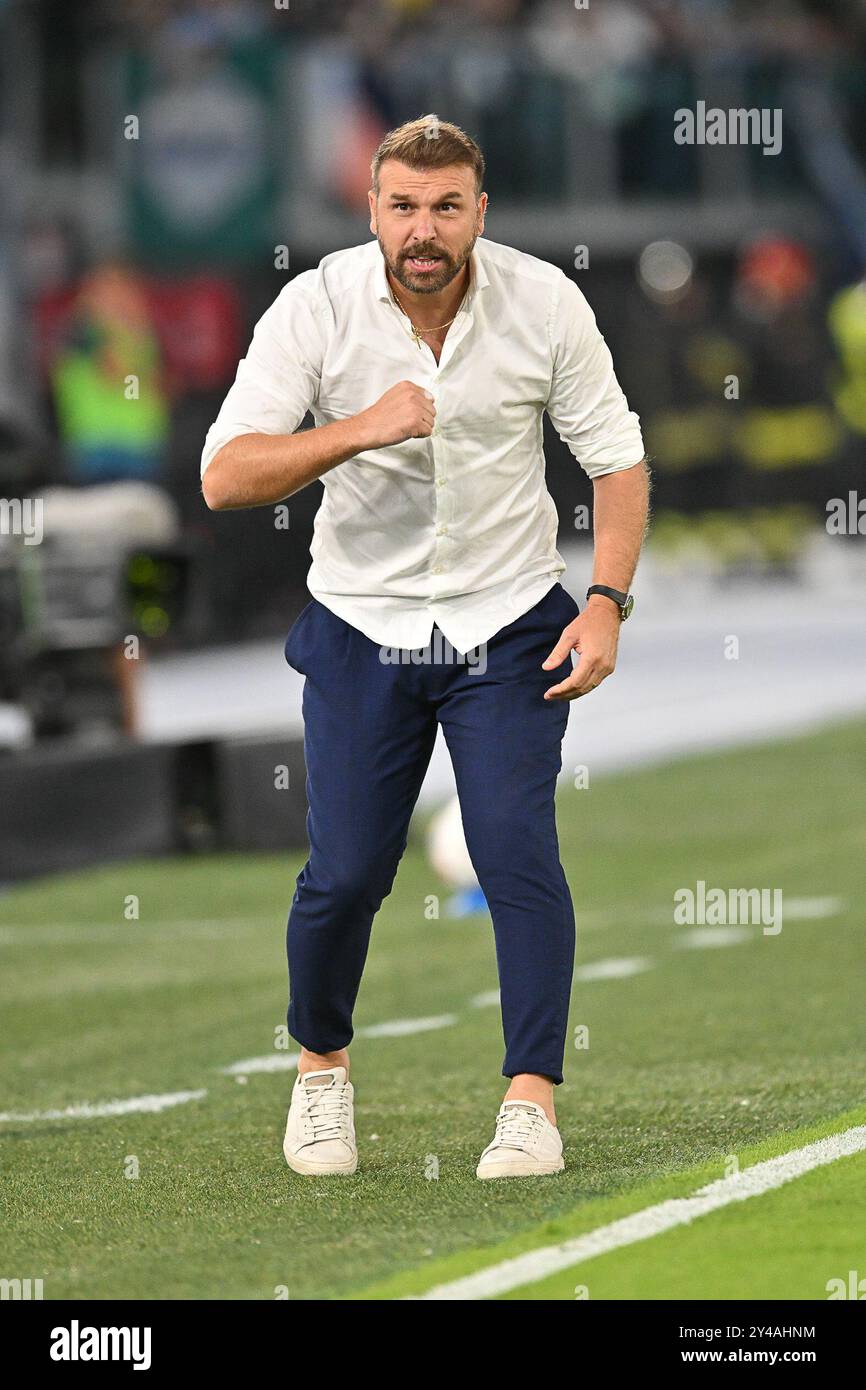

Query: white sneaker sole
[[476, 1156, 564, 1180], [283, 1143, 358, 1176]]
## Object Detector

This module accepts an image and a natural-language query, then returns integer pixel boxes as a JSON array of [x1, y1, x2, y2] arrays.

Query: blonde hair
[[371, 114, 485, 198]]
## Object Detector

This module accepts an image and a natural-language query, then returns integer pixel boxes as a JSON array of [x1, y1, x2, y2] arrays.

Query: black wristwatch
[[586, 585, 635, 621]]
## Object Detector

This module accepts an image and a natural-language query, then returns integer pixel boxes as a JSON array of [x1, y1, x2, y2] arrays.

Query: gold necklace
[[389, 286, 464, 349]]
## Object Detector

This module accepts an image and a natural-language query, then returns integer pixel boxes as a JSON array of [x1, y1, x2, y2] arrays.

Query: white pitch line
[[645, 896, 845, 929], [358, 1014, 457, 1039], [218, 1014, 457, 1076], [575, 957, 653, 981], [783, 897, 844, 920], [223, 968, 661, 1074], [0, 1089, 208, 1125], [472, 961, 650, 1006], [470, 989, 500, 1009], [0, 918, 275, 947], [0, 900, 842, 950], [221, 1053, 301, 1077], [677, 927, 753, 949], [409, 1125, 866, 1301]]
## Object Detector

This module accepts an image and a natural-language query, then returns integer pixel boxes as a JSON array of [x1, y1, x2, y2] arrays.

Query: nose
[[409, 214, 436, 244]]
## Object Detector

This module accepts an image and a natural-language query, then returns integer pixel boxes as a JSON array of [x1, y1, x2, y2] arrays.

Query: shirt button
[[432, 566, 443, 574], [436, 477, 446, 487], [436, 526, 448, 536]]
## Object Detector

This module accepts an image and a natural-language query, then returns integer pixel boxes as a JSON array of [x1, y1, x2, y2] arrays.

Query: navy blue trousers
[[283, 582, 579, 1085]]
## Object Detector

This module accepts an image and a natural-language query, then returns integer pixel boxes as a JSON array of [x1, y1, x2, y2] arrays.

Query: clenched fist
[[355, 381, 436, 449]]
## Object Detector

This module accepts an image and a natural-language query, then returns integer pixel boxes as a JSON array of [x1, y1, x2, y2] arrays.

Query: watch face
[[621, 594, 635, 621]]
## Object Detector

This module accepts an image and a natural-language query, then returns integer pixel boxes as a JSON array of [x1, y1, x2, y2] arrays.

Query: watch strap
[[586, 584, 629, 607], [586, 585, 634, 621]]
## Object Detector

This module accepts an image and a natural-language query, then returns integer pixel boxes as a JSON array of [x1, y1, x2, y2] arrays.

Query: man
[[201, 115, 649, 1179]]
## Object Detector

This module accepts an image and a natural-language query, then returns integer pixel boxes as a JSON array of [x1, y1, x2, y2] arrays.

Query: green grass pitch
[[1, 717, 864, 1300]]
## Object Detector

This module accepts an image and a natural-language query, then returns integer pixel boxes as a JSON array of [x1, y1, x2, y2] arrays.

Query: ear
[[477, 191, 488, 234], [368, 188, 377, 235]]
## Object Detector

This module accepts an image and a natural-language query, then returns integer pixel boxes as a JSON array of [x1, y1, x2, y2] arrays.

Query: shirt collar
[[374, 239, 490, 313]]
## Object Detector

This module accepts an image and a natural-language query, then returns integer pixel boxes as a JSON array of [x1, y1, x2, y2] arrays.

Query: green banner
[[123, 41, 279, 265]]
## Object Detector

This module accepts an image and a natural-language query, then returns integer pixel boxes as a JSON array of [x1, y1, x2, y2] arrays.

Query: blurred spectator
[[49, 263, 170, 485], [528, 0, 659, 100], [828, 273, 866, 438], [620, 241, 741, 490], [731, 236, 843, 471]]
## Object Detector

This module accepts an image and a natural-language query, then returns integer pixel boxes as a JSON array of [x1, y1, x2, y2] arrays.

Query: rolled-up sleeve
[[545, 273, 645, 479], [200, 274, 326, 479]]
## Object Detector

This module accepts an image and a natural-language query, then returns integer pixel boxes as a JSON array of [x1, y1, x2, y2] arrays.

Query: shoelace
[[300, 1080, 351, 1144], [493, 1104, 547, 1151]]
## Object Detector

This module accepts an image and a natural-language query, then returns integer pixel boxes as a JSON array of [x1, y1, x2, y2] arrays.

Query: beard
[[379, 229, 478, 296]]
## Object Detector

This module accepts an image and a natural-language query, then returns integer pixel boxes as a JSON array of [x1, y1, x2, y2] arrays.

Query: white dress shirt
[[201, 236, 644, 653]]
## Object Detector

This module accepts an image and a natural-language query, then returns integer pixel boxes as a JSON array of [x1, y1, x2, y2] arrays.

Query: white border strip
[[410, 1125, 866, 1300]]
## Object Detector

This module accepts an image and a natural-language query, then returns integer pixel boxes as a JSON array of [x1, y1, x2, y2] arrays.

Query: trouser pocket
[[284, 600, 316, 672]]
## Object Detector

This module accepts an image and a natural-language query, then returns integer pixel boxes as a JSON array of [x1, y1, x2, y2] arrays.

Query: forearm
[[201, 415, 373, 511], [587, 459, 650, 602]]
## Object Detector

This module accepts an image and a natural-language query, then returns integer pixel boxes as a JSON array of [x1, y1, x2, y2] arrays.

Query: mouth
[[404, 254, 444, 273]]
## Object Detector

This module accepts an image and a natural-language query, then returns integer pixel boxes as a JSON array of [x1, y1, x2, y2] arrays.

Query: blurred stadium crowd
[[0, 0, 865, 739]]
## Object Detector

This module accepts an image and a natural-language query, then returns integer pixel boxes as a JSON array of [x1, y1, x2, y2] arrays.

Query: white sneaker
[[282, 1066, 357, 1176], [476, 1099, 565, 1179]]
